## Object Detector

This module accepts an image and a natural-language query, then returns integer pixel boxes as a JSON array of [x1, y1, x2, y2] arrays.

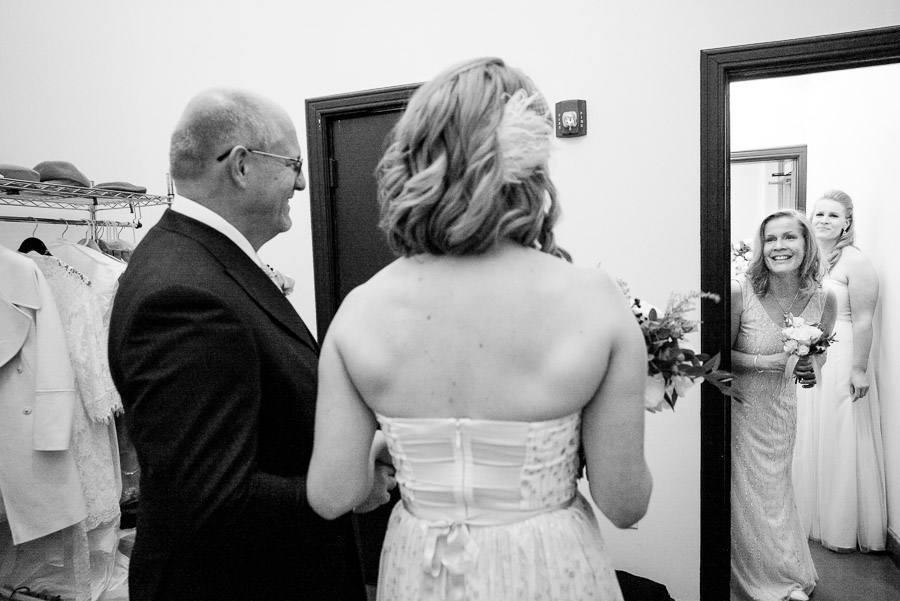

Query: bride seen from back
[[307, 56, 652, 601]]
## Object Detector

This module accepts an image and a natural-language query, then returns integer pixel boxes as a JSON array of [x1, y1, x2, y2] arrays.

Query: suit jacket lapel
[[157, 210, 319, 354], [224, 263, 319, 353]]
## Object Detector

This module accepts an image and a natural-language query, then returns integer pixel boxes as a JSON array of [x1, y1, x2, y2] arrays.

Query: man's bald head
[[169, 88, 288, 183]]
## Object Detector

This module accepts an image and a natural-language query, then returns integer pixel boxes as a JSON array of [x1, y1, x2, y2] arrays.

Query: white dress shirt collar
[[169, 195, 264, 268]]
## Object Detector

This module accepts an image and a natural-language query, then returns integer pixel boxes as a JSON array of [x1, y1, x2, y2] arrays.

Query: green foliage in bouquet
[[620, 280, 739, 410]]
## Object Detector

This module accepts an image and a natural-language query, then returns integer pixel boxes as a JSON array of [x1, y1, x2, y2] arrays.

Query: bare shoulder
[[834, 247, 879, 293], [325, 259, 404, 336], [546, 258, 623, 296], [536, 258, 621, 299], [839, 245, 876, 273], [549, 262, 632, 328]]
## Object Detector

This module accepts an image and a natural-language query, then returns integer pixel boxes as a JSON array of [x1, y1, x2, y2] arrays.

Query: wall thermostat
[[555, 99, 587, 137]]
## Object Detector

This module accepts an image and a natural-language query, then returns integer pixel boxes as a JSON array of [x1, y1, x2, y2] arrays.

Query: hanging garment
[[31, 253, 123, 527], [97, 238, 135, 264], [46, 239, 126, 319], [0, 250, 128, 601], [0, 246, 86, 545]]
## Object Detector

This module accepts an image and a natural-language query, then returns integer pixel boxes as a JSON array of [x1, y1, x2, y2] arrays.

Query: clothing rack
[[0, 215, 139, 230], [0, 175, 173, 240]]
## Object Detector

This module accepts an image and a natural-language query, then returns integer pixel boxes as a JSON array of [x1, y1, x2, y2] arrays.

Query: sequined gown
[[792, 279, 887, 552], [375, 412, 624, 601], [730, 275, 823, 601]]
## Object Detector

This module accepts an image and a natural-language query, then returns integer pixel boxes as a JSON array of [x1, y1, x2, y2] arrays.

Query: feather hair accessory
[[496, 89, 553, 184]]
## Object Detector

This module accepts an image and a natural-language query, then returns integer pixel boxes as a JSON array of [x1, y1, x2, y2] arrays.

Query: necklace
[[770, 287, 802, 319]]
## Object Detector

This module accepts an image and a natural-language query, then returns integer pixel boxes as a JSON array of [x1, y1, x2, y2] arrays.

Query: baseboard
[[887, 526, 900, 572]]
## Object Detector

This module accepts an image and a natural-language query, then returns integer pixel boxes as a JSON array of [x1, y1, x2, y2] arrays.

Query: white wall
[[2, 2, 899, 598], [732, 64, 900, 551], [731, 161, 782, 244]]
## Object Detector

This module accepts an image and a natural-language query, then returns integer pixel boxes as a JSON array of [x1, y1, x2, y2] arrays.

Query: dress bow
[[422, 522, 480, 600]]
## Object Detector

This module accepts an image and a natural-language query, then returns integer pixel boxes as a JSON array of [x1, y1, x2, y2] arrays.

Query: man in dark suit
[[108, 88, 388, 601]]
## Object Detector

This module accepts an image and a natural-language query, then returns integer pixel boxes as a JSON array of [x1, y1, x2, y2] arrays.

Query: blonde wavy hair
[[376, 57, 569, 260], [746, 209, 825, 297]]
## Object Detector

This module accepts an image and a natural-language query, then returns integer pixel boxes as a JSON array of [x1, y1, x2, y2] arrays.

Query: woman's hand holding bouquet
[[781, 314, 836, 387]]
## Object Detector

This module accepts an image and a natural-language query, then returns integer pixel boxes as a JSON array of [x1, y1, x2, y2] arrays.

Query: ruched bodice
[[824, 279, 852, 321], [375, 412, 580, 524], [374, 411, 623, 601]]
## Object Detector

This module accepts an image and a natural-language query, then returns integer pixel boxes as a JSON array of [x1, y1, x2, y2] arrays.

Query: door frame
[[305, 84, 419, 338], [699, 25, 900, 600]]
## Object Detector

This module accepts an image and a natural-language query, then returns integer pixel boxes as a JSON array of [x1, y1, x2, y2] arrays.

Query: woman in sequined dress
[[730, 209, 836, 601], [306, 57, 652, 601]]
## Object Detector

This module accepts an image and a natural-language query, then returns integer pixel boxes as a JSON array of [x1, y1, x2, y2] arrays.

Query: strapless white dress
[[793, 279, 887, 552], [374, 412, 623, 601]]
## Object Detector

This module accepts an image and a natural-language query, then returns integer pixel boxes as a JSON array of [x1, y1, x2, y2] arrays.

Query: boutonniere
[[265, 265, 295, 296]]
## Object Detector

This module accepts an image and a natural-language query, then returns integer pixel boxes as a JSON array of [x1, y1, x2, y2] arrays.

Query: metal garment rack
[[0, 176, 174, 240]]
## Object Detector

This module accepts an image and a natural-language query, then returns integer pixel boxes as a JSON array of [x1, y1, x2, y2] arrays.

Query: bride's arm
[[307, 329, 383, 520], [582, 272, 652, 529]]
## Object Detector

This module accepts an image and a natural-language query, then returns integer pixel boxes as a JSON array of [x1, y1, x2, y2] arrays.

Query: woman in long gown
[[306, 57, 652, 601], [793, 189, 887, 553], [730, 209, 836, 601]]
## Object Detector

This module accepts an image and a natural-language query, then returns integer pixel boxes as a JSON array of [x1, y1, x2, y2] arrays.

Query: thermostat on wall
[[555, 99, 587, 137]]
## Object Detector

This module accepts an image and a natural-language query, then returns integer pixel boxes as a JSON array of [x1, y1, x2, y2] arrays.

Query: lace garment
[[730, 275, 823, 600], [2, 257, 125, 600], [33, 255, 122, 424], [375, 411, 623, 601], [33, 255, 122, 528]]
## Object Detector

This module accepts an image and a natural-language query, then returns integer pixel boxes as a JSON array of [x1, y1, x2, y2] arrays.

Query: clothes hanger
[[17, 218, 51, 255]]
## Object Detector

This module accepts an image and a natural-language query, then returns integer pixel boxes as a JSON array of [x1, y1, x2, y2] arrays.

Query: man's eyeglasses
[[216, 146, 303, 175]]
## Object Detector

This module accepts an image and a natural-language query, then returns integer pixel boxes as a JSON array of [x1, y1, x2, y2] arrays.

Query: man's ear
[[226, 147, 252, 188]]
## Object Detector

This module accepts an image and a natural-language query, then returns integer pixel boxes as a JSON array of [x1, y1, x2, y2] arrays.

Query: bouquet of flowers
[[731, 239, 752, 277], [620, 280, 737, 411], [781, 313, 836, 384]]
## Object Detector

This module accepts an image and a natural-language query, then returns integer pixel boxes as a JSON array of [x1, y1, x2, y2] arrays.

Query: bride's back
[[329, 241, 621, 422], [308, 57, 651, 535]]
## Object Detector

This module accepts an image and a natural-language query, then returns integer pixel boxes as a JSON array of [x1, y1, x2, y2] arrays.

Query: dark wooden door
[[330, 111, 400, 301], [306, 84, 419, 339], [305, 84, 418, 587]]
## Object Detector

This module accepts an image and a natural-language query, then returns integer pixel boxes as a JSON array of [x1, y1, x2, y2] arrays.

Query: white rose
[[671, 374, 694, 398], [631, 299, 660, 323], [644, 373, 670, 412], [793, 324, 823, 345]]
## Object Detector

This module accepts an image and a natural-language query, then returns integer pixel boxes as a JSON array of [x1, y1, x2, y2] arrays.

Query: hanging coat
[[0, 246, 87, 544]]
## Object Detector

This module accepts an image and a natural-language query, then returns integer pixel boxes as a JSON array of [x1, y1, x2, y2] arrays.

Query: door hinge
[[328, 158, 338, 188]]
